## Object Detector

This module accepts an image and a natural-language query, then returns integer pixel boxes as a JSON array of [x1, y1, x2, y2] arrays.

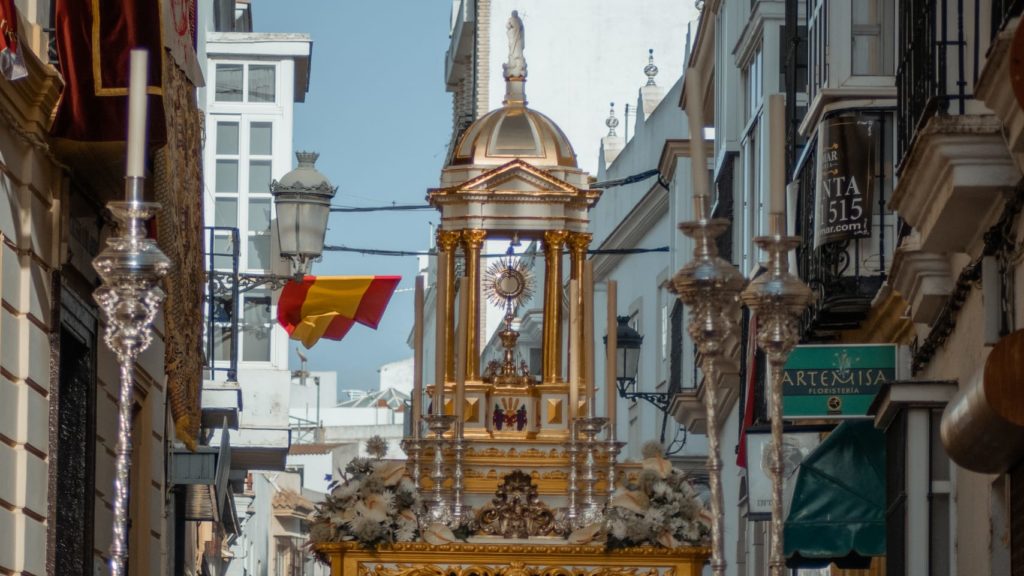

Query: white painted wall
[[379, 357, 414, 394]]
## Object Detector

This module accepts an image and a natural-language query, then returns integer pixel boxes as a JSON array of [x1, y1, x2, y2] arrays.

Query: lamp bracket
[[209, 270, 298, 295], [615, 379, 670, 412]]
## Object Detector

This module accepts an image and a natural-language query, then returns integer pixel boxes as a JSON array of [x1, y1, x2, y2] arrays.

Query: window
[[247, 121, 274, 269], [242, 291, 272, 362], [249, 65, 276, 102], [744, 48, 764, 121], [211, 117, 276, 273], [851, 0, 894, 76], [215, 62, 278, 103], [215, 64, 243, 102]]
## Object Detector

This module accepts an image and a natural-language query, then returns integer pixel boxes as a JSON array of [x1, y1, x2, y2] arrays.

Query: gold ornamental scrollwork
[[359, 563, 671, 576], [436, 229, 463, 252], [476, 470, 560, 538]]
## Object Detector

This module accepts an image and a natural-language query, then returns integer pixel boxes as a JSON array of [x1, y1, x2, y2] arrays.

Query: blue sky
[[255, 1, 452, 392]]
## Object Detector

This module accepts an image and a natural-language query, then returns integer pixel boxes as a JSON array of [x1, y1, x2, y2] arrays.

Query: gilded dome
[[449, 89, 578, 169]]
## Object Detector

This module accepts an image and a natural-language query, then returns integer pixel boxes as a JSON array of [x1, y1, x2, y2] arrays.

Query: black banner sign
[[814, 116, 876, 247]]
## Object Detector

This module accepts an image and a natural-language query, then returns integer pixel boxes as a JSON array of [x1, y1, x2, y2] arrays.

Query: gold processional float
[[309, 12, 712, 576]]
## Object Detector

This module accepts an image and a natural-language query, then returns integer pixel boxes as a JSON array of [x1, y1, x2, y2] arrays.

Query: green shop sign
[[782, 344, 896, 418]]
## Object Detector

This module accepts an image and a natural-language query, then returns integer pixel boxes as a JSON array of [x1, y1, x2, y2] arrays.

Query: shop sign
[[814, 115, 877, 247], [782, 344, 896, 418], [744, 428, 823, 518]]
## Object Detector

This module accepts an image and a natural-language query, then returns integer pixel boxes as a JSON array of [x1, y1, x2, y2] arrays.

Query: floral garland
[[309, 436, 423, 550], [603, 442, 711, 549]]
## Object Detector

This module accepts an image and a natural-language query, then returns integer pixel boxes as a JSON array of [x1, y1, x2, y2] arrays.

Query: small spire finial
[[605, 102, 619, 137], [644, 48, 659, 86]]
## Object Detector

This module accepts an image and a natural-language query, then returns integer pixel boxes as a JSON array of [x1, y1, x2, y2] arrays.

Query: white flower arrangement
[[309, 436, 423, 550], [602, 442, 711, 550]]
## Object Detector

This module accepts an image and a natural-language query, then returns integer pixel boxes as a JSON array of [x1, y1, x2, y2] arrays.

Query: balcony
[[794, 110, 895, 340], [976, 3, 1024, 167], [892, 0, 1019, 253]]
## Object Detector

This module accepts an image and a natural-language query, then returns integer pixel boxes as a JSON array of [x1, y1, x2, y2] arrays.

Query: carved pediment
[[475, 470, 560, 538]]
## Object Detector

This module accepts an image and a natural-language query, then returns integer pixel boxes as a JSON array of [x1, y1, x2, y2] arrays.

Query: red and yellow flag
[[277, 276, 401, 348]]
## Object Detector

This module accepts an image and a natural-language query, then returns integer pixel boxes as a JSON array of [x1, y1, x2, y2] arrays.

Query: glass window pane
[[250, 122, 273, 155], [249, 65, 276, 102], [216, 160, 238, 193], [214, 197, 238, 228], [248, 198, 271, 232], [213, 325, 232, 362], [215, 64, 243, 102], [247, 234, 271, 270], [212, 234, 235, 270], [249, 160, 272, 194], [216, 122, 239, 155], [242, 295, 271, 362]]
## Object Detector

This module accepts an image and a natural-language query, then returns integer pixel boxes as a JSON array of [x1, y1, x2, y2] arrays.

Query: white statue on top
[[503, 10, 527, 79]]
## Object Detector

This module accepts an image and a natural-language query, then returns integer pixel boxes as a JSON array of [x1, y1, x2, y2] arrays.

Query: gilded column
[[542, 230, 569, 383], [436, 229, 462, 383], [460, 229, 487, 381], [566, 232, 592, 411]]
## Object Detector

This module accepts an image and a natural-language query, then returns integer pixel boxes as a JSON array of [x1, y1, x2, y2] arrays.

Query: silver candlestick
[[576, 416, 607, 526], [740, 213, 813, 576], [673, 194, 746, 576], [605, 435, 622, 504], [424, 414, 455, 525], [401, 438, 423, 491], [451, 422, 467, 524], [93, 178, 171, 576], [564, 420, 580, 527]]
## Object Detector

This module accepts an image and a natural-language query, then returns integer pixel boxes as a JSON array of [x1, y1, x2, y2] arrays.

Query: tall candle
[[583, 261, 596, 418], [685, 66, 710, 213], [768, 94, 786, 216], [605, 281, 617, 437], [568, 279, 580, 427], [434, 258, 448, 415], [126, 50, 149, 186], [412, 276, 424, 438], [455, 277, 469, 427]]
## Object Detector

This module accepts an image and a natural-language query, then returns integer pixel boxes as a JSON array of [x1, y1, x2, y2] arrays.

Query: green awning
[[784, 420, 885, 568]]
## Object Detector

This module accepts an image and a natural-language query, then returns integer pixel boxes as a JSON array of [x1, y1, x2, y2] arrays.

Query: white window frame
[[212, 60, 281, 105]]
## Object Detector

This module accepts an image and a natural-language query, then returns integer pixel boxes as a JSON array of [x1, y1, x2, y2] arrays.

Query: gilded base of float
[[315, 542, 711, 576]]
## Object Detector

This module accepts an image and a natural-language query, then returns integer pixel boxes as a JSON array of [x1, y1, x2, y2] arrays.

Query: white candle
[[769, 93, 786, 216], [569, 279, 580, 428], [583, 261, 596, 418], [412, 276, 424, 438], [605, 281, 617, 437], [685, 67, 709, 207], [455, 277, 469, 427], [126, 50, 149, 184], [434, 258, 447, 415]]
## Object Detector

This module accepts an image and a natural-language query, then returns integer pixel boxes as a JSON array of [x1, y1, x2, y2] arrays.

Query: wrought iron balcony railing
[[896, 0, 976, 169]]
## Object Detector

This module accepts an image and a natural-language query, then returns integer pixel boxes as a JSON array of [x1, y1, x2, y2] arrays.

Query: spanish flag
[[277, 276, 401, 348]]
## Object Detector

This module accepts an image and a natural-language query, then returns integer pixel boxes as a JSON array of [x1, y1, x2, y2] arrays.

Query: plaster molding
[[890, 114, 1018, 253]]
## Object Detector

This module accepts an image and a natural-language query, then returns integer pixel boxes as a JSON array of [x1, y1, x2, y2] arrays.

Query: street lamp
[[271, 151, 337, 278], [604, 316, 669, 411], [610, 316, 642, 395]]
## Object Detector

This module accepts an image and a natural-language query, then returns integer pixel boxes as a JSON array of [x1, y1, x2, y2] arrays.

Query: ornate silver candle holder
[[401, 437, 423, 491], [740, 214, 813, 576], [423, 413, 456, 526], [605, 437, 623, 503], [575, 416, 608, 527], [92, 186, 171, 576], [563, 420, 580, 527], [451, 422, 468, 524], [672, 196, 746, 576]]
